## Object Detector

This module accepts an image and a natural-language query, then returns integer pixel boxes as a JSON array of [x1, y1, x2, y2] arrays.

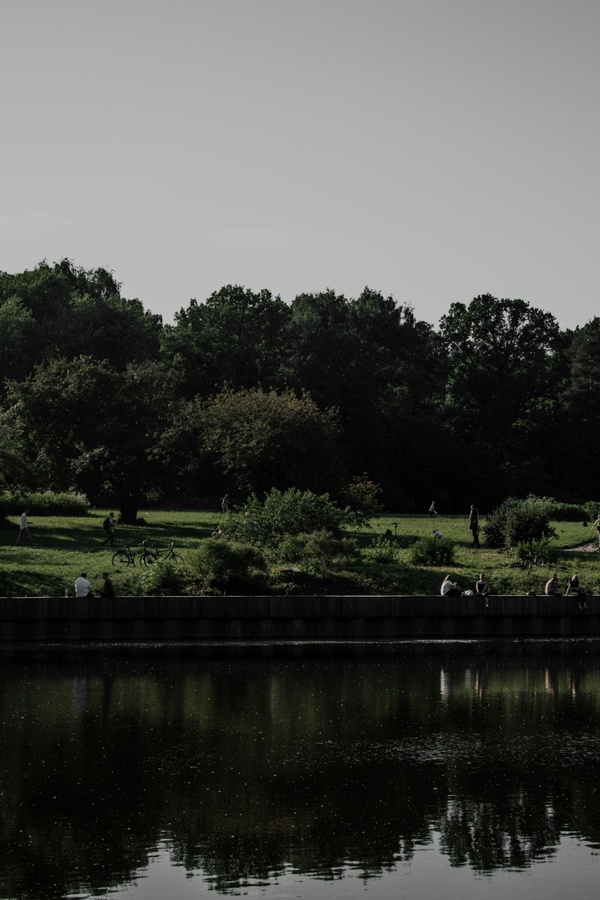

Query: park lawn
[[1, 509, 599, 597], [0, 509, 219, 597]]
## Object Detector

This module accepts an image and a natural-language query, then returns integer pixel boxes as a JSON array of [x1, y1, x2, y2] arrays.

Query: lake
[[1, 639, 599, 899]]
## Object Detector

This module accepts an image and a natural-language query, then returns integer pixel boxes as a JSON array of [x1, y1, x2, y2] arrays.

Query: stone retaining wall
[[0, 594, 597, 641]]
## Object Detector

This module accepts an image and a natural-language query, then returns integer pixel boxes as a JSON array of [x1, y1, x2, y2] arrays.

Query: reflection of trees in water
[[440, 792, 561, 871], [1, 646, 600, 896]]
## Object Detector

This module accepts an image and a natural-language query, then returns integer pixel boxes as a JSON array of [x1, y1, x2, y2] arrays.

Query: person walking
[[429, 501, 437, 517], [101, 512, 116, 546], [593, 514, 600, 549], [15, 509, 33, 545]]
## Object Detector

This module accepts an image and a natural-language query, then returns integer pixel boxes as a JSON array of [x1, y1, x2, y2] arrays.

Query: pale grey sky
[[1, 0, 598, 327]]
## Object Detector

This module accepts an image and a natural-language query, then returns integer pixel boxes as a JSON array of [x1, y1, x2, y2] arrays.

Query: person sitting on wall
[[75, 573, 94, 598], [441, 575, 462, 597], [566, 573, 589, 610], [100, 572, 116, 598], [475, 572, 490, 607], [544, 574, 562, 596]]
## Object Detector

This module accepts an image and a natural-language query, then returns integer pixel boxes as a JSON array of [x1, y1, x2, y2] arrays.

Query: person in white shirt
[[15, 509, 33, 545], [441, 575, 461, 597], [75, 573, 94, 598]]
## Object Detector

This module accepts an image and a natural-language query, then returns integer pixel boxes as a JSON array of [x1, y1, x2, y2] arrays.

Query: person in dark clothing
[[101, 513, 116, 546], [468, 505, 480, 547], [100, 572, 116, 598]]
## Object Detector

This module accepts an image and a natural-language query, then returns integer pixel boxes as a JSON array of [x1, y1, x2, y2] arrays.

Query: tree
[[438, 294, 562, 505], [157, 387, 347, 500], [0, 259, 162, 377], [283, 288, 444, 507], [3, 357, 180, 522], [556, 318, 600, 499], [160, 285, 290, 397]]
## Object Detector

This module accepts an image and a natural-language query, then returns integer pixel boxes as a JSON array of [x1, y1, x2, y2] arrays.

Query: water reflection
[[1, 640, 600, 899]]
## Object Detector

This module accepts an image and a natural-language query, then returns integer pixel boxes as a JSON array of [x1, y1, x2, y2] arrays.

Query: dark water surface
[[1, 639, 600, 899]]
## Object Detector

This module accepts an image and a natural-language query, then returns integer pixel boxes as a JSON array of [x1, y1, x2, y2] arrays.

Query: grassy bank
[[1, 509, 599, 597]]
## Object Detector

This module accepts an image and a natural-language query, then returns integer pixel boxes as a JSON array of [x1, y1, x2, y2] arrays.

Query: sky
[[1, 0, 599, 328]]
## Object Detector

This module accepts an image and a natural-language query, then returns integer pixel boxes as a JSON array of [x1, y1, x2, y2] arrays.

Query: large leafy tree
[[157, 387, 346, 500], [4, 357, 180, 522], [438, 295, 562, 504], [556, 318, 600, 499], [283, 288, 443, 507], [161, 285, 290, 397], [0, 259, 162, 378]]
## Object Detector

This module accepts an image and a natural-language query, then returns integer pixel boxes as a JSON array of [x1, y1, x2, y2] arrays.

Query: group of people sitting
[[441, 573, 490, 606], [74, 572, 116, 598], [545, 573, 590, 608], [440, 571, 591, 610]]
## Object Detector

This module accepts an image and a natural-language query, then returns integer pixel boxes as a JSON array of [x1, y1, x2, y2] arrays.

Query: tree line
[[0, 259, 598, 522]]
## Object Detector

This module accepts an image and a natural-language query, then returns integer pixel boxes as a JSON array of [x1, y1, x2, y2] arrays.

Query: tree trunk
[[119, 491, 140, 525]]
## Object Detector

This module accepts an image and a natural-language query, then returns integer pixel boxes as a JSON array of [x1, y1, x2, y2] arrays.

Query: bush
[[485, 496, 556, 549], [362, 535, 403, 563], [190, 540, 268, 594], [0, 490, 89, 517], [339, 474, 384, 516], [545, 500, 588, 521], [137, 560, 187, 596], [277, 531, 359, 573], [515, 537, 559, 567], [226, 487, 359, 551], [410, 536, 456, 566]]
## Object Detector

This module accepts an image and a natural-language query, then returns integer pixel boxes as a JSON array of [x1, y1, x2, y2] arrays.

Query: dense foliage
[[1, 259, 598, 518]]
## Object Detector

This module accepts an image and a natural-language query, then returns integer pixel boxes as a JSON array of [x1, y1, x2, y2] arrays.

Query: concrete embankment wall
[[0, 595, 598, 641]]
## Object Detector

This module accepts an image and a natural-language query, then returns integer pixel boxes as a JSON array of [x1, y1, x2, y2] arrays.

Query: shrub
[[410, 536, 456, 566], [515, 537, 559, 567], [190, 540, 268, 594], [545, 500, 588, 521], [277, 531, 359, 573], [339, 474, 384, 516], [137, 560, 186, 596], [0, 490, 89, 517], [485, 496, 556, 549], [362, 535, 403, 563], [226, 487, 359, 550]]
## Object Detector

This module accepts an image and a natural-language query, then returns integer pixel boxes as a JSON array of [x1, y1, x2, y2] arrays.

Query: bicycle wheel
[[112, 550, 129, 566], [140, 550, 158, 567], [170, 553, 184, 565]]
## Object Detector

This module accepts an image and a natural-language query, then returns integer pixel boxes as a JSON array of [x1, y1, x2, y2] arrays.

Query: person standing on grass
[[468, 505, 480, 548], [429, 501, 437, 517], [15, 509, 33, 545]]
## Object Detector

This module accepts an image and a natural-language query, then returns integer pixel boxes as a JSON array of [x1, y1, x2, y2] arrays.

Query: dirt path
[[564, 543, 600, 553]]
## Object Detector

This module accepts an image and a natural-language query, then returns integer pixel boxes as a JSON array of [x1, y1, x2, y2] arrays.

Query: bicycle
[[158, 542, 184, 565], [139, 540, 160, 567], [112, 546, 137, 567]]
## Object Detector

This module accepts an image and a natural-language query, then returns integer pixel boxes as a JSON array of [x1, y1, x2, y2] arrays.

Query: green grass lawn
[[1, 509, 599, 597], [1, 509, 219, 597]]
